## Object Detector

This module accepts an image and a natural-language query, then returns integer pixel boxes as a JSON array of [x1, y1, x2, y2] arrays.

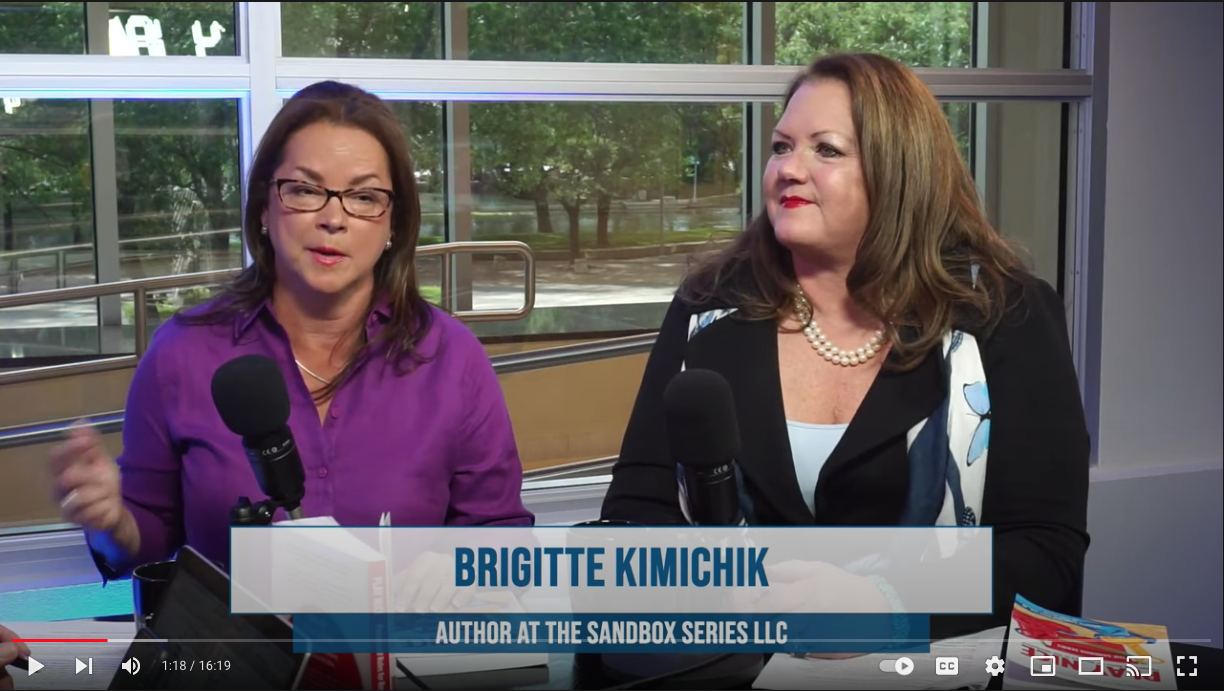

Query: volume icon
[[121, 657, 141, 675]]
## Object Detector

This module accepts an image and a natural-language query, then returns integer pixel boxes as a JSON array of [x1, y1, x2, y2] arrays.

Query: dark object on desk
[[8, 656, 28, 672], [394, 660, 550, 690], [601, 652, 762, 690], [131, 559, 176, 632], [230, 495, 285, 526], [108, 544, 309, 690], [568, 520, 763, 689]]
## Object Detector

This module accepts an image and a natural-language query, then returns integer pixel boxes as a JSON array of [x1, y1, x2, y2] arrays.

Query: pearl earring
[[385, 239, 392, 250], [260, 224, 268, 235]]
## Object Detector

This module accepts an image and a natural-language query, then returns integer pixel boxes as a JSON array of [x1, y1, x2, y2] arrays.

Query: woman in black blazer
[[601, 53, 1091, 641]]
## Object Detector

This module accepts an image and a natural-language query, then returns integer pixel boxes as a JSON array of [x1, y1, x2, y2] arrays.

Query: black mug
[[132, 560, 177, 632]]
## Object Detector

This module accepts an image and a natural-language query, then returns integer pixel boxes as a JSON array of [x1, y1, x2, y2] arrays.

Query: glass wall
[[1, 1, 1091, 354]]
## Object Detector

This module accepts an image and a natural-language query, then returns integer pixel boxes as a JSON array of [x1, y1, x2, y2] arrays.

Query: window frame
[[0, 1, 1108, 468]]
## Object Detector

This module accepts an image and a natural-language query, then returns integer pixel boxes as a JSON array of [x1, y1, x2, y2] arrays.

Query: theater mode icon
[[1079, 657, 1105, 675]]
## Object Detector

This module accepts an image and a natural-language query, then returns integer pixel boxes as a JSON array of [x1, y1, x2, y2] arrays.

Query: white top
[[786, 420, 849, 516]]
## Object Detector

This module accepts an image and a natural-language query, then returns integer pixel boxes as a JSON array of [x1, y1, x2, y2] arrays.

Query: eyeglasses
[[273, 178, 395, 219]]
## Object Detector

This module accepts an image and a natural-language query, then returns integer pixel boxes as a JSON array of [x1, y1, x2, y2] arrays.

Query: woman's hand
[[393, 551, 478, 614], [0, 624, 31, 691], [49, 422, 141, 564], [731, 560, 893, 660], [49, 423, 126, 534], [735, 560, 890, 613]]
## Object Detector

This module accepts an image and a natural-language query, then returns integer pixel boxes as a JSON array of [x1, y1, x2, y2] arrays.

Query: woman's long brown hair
[[177, 81, 433, 399], [680, 53, 1028, 371]]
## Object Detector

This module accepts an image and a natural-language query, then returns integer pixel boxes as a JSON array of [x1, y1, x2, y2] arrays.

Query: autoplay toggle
[[879, 657, 915, 675]]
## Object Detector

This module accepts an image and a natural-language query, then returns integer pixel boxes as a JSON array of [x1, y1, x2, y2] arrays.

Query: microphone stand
[[229, 496, 286, 526]]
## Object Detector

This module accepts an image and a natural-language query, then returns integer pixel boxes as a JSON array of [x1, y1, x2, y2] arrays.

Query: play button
[[26, 657, 44, 675], [895, 657, 914, 675]]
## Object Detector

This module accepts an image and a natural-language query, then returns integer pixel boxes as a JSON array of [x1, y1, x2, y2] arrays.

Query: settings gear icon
[[985, 655, 1006, 676]]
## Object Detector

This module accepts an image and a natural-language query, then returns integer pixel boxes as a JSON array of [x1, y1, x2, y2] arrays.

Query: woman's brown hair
[[679, 53, 1028, 370], [178, 80, 432, 399]]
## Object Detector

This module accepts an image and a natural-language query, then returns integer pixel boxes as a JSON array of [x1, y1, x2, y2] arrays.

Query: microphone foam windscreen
[[662, 368, 741, 469], [210, 354, 291, 438]]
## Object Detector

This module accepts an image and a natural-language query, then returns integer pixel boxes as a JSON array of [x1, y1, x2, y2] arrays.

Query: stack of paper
[[394, 591, 549, 681], [274, 513, 394, 690]]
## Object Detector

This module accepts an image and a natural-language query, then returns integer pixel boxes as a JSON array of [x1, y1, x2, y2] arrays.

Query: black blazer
[[601, 276, 1091, 639]]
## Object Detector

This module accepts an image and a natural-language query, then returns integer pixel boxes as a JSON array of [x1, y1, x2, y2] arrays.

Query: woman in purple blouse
[[49, 82, 535, 607]]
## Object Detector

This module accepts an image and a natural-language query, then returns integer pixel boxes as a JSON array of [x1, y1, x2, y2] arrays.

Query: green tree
[[0, 2, 90, 279], [2, 2, 243, 293], [114, 99, 241, 262], [0, 1, 84, 53], [281, 5, 446, 211], [471, 102, 564, 234], [776, 2, 973, 68], [110, 2, 237, 56], [466, 2, 741, 258], [467, 2, 741, 64], [280, 2, 441, 59], [776, 3, 976, 163], [0, 100, 92, 266], [2, 0, 982, 283]]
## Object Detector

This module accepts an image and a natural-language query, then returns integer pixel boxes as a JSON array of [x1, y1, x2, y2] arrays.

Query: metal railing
[[491, 333, 658, 375], [0, 240, 536, 386], [522, 455, 619, 482], [0, 331, 658, 452], [0, 226, 240, 291]]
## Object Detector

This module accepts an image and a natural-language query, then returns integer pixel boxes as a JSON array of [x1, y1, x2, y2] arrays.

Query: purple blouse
[[105, 298, 534, 574]]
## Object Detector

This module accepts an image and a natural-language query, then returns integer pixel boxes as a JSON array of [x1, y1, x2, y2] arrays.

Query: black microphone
[[663, 368, 744, 526], [596, 370, 763, 689], [210, 354, 307, 520]]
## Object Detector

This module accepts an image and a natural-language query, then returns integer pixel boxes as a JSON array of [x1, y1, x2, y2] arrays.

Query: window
[[280, 2, 442, 60], [466, 2, 743, 63], [971, 101, 1076, 290], [0, 2, 237, 56], [0, 2, 86, 53], [106, 2, 237, 56], [774, 2, 1067, 69], [1, 98, 94, 358], [281, 2, 743, 63], [460, 101, 744, 339], [388, 100, 446, 306], [0, 97, 242, 358], [1, 3, 1088, 356], [286, 98, 447, 246], [1, 2, 1099, 504], [776, 2, 975, 68]]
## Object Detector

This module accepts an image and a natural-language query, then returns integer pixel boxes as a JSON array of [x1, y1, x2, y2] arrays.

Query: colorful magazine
[[1003, 594, 1175, 689]]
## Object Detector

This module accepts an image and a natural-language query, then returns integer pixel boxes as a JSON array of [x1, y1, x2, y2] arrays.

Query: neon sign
[[2, 15, 228, 113], [108, 15, 227, 56]]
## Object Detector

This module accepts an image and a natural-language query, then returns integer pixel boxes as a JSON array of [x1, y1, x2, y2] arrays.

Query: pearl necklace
[[793, 285, 886, 367]]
